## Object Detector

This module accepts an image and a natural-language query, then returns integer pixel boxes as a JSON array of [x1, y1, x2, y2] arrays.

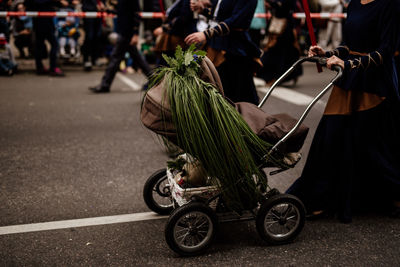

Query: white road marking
[[116, 73, 141, 91], [0, 212, 167, 235], [257, 86, 326, 107], [254, 77, 327, 107]]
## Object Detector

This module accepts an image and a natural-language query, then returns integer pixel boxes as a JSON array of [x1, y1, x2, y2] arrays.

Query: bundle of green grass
[[149, 45, 284, 211]]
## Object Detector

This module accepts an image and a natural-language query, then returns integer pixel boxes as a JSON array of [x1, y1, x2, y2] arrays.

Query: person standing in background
[[153, 0, 198, 65], [249, 0, 266, 47], [81, 0, 105, 71], [25, 0, 67, 76], [317, 0, 343, 50], [12, 2, 34, 59], [257, 0, 303, 86], [89, 0, 151, 93]]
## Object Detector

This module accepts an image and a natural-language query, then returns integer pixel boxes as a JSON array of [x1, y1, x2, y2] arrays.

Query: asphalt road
[[1, 60, 399, 266]]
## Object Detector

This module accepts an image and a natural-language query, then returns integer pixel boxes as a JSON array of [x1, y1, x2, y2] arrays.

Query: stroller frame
[[143, 57, 343, 256]]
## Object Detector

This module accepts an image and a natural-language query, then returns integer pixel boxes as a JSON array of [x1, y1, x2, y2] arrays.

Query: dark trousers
[[217, 55, 259, 105], [33, 20, 58, 71], [82, 18, 102, 64], [100, 35, 152, 88], [14, 34, 33, 58]]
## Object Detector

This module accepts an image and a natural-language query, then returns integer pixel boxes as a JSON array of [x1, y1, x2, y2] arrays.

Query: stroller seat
[[235, 102, 308, 154]]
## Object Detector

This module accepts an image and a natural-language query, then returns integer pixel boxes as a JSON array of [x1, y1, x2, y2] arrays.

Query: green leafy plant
[[149, 45, 284, 211]]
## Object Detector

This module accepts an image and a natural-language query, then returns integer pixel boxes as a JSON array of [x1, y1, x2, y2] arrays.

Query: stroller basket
[[167, 167, 219, 207]]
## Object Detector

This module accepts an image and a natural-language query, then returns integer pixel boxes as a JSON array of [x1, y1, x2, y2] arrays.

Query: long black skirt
[[217, 55, 259, 105], [286, 100, 400, 222]]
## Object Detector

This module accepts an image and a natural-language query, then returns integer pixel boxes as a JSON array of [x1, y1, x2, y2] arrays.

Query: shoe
[[89, 85, 110, 93], [84, 61, 92, 72], [36, 67, 49, 75], [6, 69, 14, 76], [49, 67, 65, 77]]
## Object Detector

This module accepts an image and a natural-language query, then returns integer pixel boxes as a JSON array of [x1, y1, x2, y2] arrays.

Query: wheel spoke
[[269, 210, 281, 220], [283, 205, 293, 219], [197, 230, 208, 236], [177, 232, 190, 243], [266, 220, 279, 229], [175, 228, 188, 234], [193, 235, 201, 245], [195, 219, 208, 229]]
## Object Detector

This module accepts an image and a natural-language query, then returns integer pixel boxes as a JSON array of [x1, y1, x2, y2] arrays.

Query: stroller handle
[[258, 56, 343, 155]]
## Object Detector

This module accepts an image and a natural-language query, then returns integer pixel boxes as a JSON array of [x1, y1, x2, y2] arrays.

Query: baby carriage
[[141, 55, 343, 256]]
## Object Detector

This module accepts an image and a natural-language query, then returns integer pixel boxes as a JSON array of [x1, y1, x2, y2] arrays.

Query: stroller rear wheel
[[143, 168, 174, 215], [256, 194, 305, 245], [165, 202, 217, 256]]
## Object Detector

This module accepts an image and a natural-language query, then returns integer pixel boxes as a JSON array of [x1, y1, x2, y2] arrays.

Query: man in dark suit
[[89, 0, 151, 93]]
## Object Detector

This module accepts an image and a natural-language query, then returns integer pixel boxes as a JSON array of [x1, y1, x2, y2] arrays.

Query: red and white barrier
[[0, 11, 346, 19]]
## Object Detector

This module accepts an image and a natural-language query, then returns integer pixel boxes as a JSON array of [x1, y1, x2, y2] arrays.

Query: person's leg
[[128, 45, 152, 77], [317, 6, 330, 49], [91, 35, 130, 92], [14, 36, 26, 58], [59, 36, 67, 56], [82, 18, 94, 64], [46, 29, 60, 73], [330, 5, 343, 48], [34, 30, 46, 72], [91, 18, 102, 65], [68, 38, 76, 55]]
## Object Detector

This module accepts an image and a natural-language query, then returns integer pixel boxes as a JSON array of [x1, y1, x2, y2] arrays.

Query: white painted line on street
[[0, 212, 168, 235], [116, 73, 141, 91], [257, 86, 327, 107], [254, 77, 327, 107]]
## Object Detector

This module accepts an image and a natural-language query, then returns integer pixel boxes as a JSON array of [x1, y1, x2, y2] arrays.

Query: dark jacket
[[81, 0, 105, 12], [25, 0, 63, 29], [25, 0, 62, 11], [116, 0, 141, 37]]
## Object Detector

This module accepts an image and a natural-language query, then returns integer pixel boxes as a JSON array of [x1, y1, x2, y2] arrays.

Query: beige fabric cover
[[140, 56, 309, 153]]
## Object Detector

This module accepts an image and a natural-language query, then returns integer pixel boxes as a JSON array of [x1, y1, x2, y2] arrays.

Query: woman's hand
[[308, 45, 325, 57], [190, 0, 206, 12], [130, 34, 139, 46], [326, 55, 344, 70], [153, 27, 163, 37], [184, 32, 206, 45]]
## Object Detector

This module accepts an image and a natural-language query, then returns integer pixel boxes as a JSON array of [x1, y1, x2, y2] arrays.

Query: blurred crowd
[[0, 0, 398, 84]]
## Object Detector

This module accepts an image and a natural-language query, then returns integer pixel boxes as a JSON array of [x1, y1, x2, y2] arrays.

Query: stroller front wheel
[[165, 202, 218, 256], [143, 168, 174, 215], [256, 194, 305, 245]]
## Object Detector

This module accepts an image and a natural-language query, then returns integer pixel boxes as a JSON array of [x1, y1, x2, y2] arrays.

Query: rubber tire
[[143, 168, 174, 215], [165, 202, 218, 256], [256, 194, 305, 245]]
